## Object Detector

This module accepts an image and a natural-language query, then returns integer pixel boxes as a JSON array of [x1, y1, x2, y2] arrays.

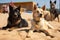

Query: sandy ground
[[0, 12, 60, 40]]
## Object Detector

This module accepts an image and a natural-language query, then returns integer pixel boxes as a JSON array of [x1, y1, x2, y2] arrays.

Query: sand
[[0, 12, 60, 40]]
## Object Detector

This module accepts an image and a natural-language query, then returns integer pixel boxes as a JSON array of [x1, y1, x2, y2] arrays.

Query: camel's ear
[[42, 5, 46, 11], [54, 0, 56, 4], [34, 5, 37, 10], [50, 0, 52, 4]]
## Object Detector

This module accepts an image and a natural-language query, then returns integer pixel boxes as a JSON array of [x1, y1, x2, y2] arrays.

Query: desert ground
[[0, 12, 60, 40]]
